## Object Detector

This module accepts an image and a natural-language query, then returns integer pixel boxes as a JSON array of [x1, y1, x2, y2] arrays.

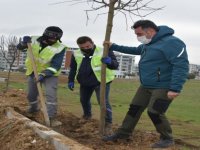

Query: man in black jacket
[[68, 36, 118, 134]]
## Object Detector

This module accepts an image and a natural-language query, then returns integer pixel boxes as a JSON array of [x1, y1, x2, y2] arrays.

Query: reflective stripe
[[177, 47, 185, 57], [47, 67, 57, 73], [93, 66, 101, 71], [30, 100, 38, 105], [46, 102, 57, 105], [106, 108, 112, 113], [37, 58, 50, 64]]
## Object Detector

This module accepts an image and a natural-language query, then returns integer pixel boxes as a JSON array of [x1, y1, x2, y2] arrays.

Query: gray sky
[[1, 0, 200, 64]]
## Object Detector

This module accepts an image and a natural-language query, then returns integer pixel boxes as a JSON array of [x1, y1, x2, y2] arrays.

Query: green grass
[[1, 73, 200, 145], [168, 81, 200, 123]]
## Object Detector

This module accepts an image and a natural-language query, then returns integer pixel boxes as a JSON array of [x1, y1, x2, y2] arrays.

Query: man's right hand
[[23, 36, 31, 44], [68, 82, 74, 91]]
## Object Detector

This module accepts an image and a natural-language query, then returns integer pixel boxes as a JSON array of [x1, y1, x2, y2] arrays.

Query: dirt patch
[[0, 90, 54, 150], [0, 89, 198, 150]]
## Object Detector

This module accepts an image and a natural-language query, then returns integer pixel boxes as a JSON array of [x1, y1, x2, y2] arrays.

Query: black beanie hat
[[43, 26, 63, 41]]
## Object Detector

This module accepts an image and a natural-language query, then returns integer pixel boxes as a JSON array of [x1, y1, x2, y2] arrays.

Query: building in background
[[189, 64, 199, 74], [0, 52, 8, 70], [114, 52, 137, 78], [61, 47, 78, 74], [189, 64, 200, 79], [0, 45, 21, 71]]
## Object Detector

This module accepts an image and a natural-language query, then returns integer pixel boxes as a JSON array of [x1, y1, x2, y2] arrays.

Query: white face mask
[[137, 35, 152, 44]]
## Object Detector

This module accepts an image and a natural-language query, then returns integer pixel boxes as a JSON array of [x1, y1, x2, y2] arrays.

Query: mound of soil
[[0, 89, 54, 150], [0, 89, 195, 150]]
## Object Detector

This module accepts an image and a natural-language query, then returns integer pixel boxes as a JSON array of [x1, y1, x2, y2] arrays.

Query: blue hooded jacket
[[110, 26, 189, 92]]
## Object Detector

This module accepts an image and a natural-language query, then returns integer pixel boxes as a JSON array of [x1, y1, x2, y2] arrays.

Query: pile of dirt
[[0, 90, 54, 150], [0, 89, 196, 150]]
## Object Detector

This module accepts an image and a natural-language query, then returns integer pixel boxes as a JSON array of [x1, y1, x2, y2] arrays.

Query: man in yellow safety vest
[[17, 26, 67, 127], [68, 36, 119, 135]]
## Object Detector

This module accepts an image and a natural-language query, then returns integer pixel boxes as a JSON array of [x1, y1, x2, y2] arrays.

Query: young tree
[[0, 35, 19, 92], [52, 0, 163, 135]]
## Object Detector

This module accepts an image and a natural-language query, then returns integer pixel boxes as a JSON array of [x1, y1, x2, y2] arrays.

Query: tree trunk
[[100, 0, 117, 135], [5, 66, 11, 92]]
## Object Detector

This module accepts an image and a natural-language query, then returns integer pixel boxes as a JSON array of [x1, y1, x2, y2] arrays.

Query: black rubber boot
[[151, 139, 174, 148]]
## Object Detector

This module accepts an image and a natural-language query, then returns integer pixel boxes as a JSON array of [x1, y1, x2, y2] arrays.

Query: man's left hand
[[167, 91, 179, 100]]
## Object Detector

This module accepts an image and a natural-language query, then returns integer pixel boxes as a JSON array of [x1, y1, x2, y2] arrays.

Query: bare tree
[[0, 35, 19, 92], [50, 0, 163, 135]]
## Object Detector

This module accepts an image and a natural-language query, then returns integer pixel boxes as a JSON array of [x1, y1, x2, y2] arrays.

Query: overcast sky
[[0, 0, 200, 64]]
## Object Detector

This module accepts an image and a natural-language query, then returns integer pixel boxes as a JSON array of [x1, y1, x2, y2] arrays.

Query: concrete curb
[[5, 107, 93, 150]]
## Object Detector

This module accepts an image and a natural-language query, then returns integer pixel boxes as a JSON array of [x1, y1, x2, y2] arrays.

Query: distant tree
[[51, 0, 163, 135], [0, 35, 19, 92], [187, 73, 196, 80]]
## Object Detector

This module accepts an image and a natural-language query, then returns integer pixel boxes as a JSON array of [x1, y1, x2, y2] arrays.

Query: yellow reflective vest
[[25, 36, 66, 76], [74, 46, 115, 83]]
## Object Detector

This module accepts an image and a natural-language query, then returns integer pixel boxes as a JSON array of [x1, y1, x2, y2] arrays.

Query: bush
[[187, 73, 196, 79]]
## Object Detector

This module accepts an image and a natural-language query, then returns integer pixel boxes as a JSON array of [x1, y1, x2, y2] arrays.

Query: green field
[[1, 72, 200, 146]]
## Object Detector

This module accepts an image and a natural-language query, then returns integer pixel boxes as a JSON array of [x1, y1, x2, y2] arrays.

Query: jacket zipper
[[157, 67, 160, 82], [138, 46, 146, 84]]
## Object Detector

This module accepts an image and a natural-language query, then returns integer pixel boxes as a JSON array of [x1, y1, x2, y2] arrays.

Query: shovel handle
[[27, 43, 50, 126]]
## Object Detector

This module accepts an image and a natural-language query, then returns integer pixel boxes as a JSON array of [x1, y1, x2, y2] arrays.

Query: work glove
[[101, 56, 111, 65], [37, 73, 46, 83], [22, 36, 31, 44], [68, 82, 74, 91]]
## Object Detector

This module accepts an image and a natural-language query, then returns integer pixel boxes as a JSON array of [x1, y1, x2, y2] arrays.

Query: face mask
[[137, 35, 151, 44], [81, 48, 93, 54], [46, 39, 57, 45]]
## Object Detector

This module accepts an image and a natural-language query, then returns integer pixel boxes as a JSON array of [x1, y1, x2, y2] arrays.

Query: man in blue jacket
[[103, 20, 189, 148], [68, 36, 118, 135]]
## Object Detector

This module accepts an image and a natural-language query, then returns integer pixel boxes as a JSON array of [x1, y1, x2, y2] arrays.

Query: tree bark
[[100, 0, 117, 136]]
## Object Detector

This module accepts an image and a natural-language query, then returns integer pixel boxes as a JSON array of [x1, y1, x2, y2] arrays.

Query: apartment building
[[189, 64, 200, 74], [0, 53, 8, 70], [61, 47, 78, 74], [114, 52, 137, 78]]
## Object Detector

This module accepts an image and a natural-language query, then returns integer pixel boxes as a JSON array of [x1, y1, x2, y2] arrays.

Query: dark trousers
[[118, 85, 173, 140], [80, 83, 112, 123]]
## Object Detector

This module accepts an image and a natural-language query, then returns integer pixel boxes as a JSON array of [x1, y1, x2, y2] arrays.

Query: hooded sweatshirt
[[110, 26, 189, 92]]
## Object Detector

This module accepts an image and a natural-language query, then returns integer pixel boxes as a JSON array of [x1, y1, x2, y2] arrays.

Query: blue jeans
[[80, 83, 112, 123]]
